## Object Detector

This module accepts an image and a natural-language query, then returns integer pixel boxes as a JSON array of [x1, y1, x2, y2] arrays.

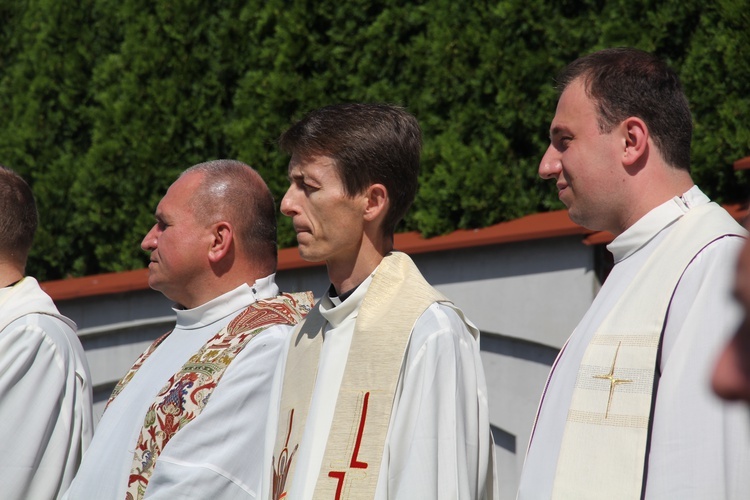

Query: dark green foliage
[[680, 1, 750, 201], [0, 0, 747, 279], [0, 1, 102, 279]]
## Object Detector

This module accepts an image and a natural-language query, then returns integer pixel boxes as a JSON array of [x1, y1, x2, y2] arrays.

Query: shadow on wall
[[480, 330, 560, 366]]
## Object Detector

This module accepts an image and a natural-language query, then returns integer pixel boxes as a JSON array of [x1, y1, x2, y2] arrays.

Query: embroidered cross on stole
[[106, 292, 314, 500], [271, 252, 448, 500], [550, 203, 745, 500]]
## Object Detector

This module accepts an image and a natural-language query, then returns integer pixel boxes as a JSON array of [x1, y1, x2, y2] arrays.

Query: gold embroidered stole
[[120, 292, 313, 500], [271, 252, 448, 500], [106, 331, 172, 410], [551, 203, 745, 500]]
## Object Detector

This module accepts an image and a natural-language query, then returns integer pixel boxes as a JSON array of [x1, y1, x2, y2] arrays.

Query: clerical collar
[[1, 278, 23, 289], [319, 272, 375, 328], [328, 283, 360, 305], [0, 278, 24, 306], [173, 274, 280, 329], [607, 185, 707, 263]]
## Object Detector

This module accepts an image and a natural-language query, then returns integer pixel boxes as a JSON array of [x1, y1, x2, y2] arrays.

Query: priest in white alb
[[517, 48, 750, 500], [265, 103, 497, 500], [64, 160, 313, 500], [0, 165, 94, 500]]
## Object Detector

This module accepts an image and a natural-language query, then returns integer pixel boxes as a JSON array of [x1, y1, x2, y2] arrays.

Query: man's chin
[[296, 245, 327, 264], [297, 252, 326, 264], [147, 275, 162, 293], [566, 208, 584, 227], [566, 206, 591, 228]]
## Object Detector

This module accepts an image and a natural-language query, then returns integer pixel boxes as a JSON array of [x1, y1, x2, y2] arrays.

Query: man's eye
[[555, 137, 571, 150]]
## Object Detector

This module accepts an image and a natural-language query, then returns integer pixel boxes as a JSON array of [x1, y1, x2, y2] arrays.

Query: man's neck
[[177, 267, 270, 309], [600, 160, 695, 237], [0, 261, 24, 289], [328, 255, 381, 296], [327, 236, 392, 295]]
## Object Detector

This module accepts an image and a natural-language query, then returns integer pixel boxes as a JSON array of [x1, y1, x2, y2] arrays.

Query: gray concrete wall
[[57, 290, 176, 414], [409, 237, 595, 498], [57, 235, 598, 499]]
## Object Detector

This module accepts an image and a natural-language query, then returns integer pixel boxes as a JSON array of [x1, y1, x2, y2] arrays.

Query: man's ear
[[207, 221, 233, 263], [363, 183, 389, 223], [622, 117, 649, 167]]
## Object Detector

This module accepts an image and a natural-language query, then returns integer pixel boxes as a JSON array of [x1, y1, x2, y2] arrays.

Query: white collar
[[174, 274, 280, 329], [607, 185, 709, 263], [318, 272, 376, 329]]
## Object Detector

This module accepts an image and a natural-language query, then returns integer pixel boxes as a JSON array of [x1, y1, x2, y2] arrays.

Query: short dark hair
[[557, 47, 692, 172], [0, 165, 38, 267], [279, 102, 422, 237], [183, 160, 277, 272]]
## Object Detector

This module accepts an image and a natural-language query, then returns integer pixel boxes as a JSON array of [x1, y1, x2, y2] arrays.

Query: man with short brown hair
[[518, 48, 750, 499], [0, 165, 93, 500], [268, 103, 496, 499]]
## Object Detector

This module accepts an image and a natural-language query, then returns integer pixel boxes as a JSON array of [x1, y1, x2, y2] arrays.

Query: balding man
[[65, 160, 313, 500]]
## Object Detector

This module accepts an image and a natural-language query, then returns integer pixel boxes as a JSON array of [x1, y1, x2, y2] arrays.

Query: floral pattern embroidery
[[106, 331, 172, 410], [120, 292, 313, 500]]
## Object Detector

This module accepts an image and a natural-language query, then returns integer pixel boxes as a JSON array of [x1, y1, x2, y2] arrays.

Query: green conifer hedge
[[0, 0, 747, 279]]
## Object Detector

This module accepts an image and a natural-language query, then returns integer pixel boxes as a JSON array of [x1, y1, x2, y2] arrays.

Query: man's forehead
[[154, 176, 197, 217], [288, 155, 337, 175], [551, 83, 598, 132], [153, 199, 169, 219]]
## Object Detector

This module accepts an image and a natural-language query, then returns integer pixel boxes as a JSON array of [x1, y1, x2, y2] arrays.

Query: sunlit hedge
[[0, 0, 747, 279]]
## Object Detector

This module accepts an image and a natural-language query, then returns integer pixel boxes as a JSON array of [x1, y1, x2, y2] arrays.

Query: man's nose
[[141, 225, 157, 251], [280, 186, 297, 217], [539, 145, 562, 180]]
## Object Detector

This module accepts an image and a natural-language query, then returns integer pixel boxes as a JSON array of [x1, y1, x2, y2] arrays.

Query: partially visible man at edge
[[0, 165, 93, 500], [265, 103, 496, 500], [64, 160, 313, 499], [713, 216, 750, 404], [517, 48, 750, 499]]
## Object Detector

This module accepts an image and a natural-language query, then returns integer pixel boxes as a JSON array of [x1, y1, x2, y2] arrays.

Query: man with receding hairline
[[65, 160, 313, 499], [0, 165, 93, 500], [518, 48, 750, 499]]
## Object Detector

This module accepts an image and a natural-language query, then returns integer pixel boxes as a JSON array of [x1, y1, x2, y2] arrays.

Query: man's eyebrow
[[549, 125, 566, 139]]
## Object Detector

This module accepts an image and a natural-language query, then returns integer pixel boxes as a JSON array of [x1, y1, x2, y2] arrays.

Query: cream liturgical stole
[[271, 252, 451, 500], [551, 203, 745, 500], [107, 292, 314, 500]]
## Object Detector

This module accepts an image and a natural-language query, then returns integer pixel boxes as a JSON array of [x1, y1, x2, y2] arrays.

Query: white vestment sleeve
[[376, 303, 490, 500], [645, 236, 750, 499], [0, 318, 89, 500], [143, 325, 289, 499]]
